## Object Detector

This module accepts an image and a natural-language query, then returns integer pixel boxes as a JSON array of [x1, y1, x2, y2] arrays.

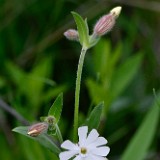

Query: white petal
[[59, 150, 78, 160], [86, 154, 97, 160], [73, 155, 82, 160], [87, 154, 106, 160], [78, 126, 88, 145], [86, 129, 99, 145], [61, 140, 78, 150], [88, 137, 107, 148], [91, 146, 110, 156]]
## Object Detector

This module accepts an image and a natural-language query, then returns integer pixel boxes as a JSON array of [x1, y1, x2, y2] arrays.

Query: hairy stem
[[73, 47, 87, 142]]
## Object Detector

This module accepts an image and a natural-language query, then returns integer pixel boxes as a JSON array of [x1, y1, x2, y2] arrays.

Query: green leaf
[[93, 39, 111, 76], [71, 12, 89, 48], [86, 79, 105, 104], [43, 84, 67, 103], [27, 56, 53, 109], [121, 97, 159, 160], [48, 93, 63, 123], [110, 53, 143, 100], [12, 126, 61, 155], [109, 43, 122, 69], [84, 102, 104, 131]]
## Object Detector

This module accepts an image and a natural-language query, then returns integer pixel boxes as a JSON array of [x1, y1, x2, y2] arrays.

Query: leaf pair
[[72, 12, 99, 49]]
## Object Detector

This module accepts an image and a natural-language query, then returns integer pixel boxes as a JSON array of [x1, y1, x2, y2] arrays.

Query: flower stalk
[[65, 6, 122, 143], [73, 47, 87, 142]]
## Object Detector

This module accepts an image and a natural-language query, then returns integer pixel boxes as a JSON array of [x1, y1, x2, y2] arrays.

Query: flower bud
[[93, 6, 122, 37], [27, 122, 48, 137], [64, 29, 79, 41]]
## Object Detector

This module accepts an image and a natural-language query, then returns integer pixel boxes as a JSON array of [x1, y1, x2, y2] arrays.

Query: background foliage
[[0, 0, 160, 159]]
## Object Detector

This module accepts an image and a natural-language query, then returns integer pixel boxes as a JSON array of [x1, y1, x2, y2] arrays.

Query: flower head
[[59, 126, 110, 160], [93, 6, 122, 37], [64, 29, 79, 41]]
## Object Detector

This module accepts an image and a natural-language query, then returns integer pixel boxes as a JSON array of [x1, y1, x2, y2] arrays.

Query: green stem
[[55, 124, 63, 143], [73, 47, 87, 142]]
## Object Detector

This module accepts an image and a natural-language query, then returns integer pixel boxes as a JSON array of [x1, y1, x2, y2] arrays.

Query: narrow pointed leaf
[[121, 97, 159, 160], [48, 93, 63, 123], [86, 79, 105, 104], [110, 53, 143, 100], [84, 102, 104, 131], [71, 12, 89, 48], [12, 126, 61, 155]]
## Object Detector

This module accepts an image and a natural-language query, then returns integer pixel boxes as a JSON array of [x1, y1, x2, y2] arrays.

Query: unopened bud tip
[[110, 6, 122, 18]]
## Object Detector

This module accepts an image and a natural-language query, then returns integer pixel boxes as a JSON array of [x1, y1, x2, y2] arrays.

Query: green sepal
[[47, 127, 56, 135], [88, 34, 100, 48]]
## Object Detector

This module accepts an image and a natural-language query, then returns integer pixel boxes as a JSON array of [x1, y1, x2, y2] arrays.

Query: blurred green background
[[0, 0, 160, 159]]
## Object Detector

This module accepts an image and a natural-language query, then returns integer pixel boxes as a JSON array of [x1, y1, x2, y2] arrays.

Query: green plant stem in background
[[73, 47, 87, 142], [55, 124, 63, 144]]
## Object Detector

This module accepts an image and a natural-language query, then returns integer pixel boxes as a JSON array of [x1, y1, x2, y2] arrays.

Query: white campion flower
[[59, 126, 110, 160]]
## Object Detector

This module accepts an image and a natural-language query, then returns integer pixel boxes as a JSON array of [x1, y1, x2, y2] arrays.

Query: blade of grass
[[121, 95, 159, 160]]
